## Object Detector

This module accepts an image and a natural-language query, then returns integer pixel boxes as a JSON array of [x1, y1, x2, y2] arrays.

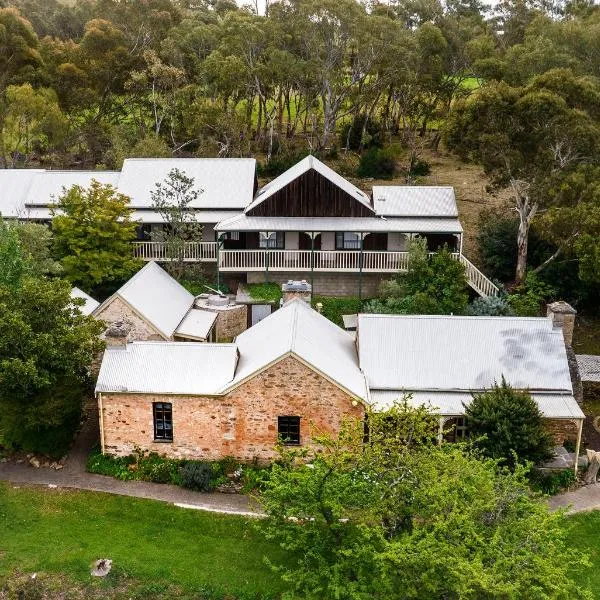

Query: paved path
[[548, 484, 600, 514], [0, 406, 262, 518]]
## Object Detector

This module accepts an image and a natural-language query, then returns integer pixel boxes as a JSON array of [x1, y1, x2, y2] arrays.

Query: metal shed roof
[[372, 186, 458, 217], [25, 171, 120, 206], [358, 314, 573, 393], [577, 355, 600, 382], [70, 287, 99, 316], [95, 342, 238, 395], [368, 390, 584, 419], [0, 169, 43, 217], [95, 262, 194, 339], [174, 309, 218, 341], [226, 298, 368, 399], [246, 155, 373, 214], [118, 158, 256, 209], [216, 214, 463, 233]]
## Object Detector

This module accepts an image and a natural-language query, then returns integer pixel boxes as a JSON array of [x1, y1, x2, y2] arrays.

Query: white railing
[[459, 255, 500, 298], [132, 241, 218, 262]]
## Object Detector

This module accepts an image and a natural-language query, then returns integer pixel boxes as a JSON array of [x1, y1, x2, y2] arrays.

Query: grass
[[247, 282, 282, 304], [566, 511, 600, 592], [0, 483, 289, 599]]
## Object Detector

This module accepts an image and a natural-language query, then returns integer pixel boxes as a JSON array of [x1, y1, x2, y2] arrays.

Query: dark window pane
[[278, 416, 300, 445], [153, 402, 173, 441]]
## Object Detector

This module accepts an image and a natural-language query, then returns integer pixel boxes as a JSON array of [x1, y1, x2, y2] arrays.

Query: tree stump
[[584, 450, 600, 485]]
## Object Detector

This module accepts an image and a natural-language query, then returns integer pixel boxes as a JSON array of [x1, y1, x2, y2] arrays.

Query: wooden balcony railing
[[132, 241, 218, 262]]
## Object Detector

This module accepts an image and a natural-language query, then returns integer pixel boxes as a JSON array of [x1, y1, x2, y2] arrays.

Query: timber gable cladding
[[247, 168, 376, 218]]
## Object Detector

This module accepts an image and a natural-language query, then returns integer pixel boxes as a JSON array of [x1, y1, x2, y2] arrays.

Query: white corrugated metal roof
[[25, 171, 120, 206], [577, 355, 600, 382], [95, 262, 194, 339], [174, 309, 217, 341], [246, 155, 373, 214], [118, 158, 256, 209], [0, 169, 43, 217], [95, 341, 238, 394], [216, 214, 462, 233], [71, 287, 99, 316], [372, 186, 458, 217], [131, 209, 241, 224], [358, 314, 573, 393], [369, 390, 584, 419], [225, 298, 367, 398]]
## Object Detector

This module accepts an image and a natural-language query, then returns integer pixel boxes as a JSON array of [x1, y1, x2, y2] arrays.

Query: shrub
[[312, 296, 362, 327], [180, 460, 215, 492], [357, 147, 396, 179], [466, 378, 554, 468], [136, 451, 181, 485], [340, 114, 382, 151], [258, 149, 311, 177], [87, 446, 136, 480], [528, 468, 577, 495], [507, 273, 556, 316], [467, 295, 514, 316], [409, 158, 430, 177]]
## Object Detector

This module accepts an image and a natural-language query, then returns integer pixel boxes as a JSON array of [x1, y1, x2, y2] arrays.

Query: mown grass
[[565, 510, 600, 593], [0, 483, 289, 599]]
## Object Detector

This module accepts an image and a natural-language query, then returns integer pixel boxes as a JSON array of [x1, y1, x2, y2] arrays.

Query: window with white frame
[[335, 232, 361, 250], [259, 231, 285, 249]]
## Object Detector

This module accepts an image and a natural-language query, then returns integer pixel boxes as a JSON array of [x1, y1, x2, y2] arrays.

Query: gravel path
[[0, 405, 263, 517], [548, 484, 600, 514]]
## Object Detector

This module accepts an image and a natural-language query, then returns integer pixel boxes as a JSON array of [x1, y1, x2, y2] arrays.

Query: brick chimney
[[281, 280, 312, 304], [105, 320, 131, 347], [547, 301, 577, 347]]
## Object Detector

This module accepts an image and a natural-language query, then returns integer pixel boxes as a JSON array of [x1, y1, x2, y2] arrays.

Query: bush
[[467, 295, 514, 316], [528, 469, 577, 495], [258, 149, 311, 177], [312, 296, 362, 327], [357, 147, 396, 179], [339, 114, 382, 151], [136, 451, 181, 484], [507, 273, 556, 316], [408, 158, 430, 177], [87, 446, 136, 480], [180, 461, 215, 492], [466, 378, 555, 468]]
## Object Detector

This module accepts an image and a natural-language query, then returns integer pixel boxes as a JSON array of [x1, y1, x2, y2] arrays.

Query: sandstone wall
[[95, 296, 164, 341], [100, 355, 364, 462], [545, 419, 580, 445]]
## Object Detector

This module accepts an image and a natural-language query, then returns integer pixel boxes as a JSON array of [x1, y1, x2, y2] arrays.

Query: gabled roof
[[0, 169, 43, 217], [372, 186, 458, 218], [71, 287, 99, 316], [358, 314, 573, 394], [174, 309, 218, 341], [577, 355, 600, 382], [118, 158, 256, 209], [94, 262, 194, 339], [245, 155, 373, 214], [225, 298, 368, 399], [25, 171, 120, 206], [95, 342, 238, 395]]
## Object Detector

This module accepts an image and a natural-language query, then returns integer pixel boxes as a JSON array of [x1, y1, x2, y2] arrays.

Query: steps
[[458, 255, 499, 298]]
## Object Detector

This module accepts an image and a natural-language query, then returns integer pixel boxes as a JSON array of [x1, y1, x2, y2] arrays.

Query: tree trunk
[[515, 216, 529, 285], [585, 450, 600, 485]]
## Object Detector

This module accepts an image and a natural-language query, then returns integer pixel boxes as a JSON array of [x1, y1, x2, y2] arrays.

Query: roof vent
[[207, 294, 229, 307], [282, 280, 311, 292]]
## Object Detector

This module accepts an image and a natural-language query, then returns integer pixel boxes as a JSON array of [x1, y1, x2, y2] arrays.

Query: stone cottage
[[95, 298, 584, 467]]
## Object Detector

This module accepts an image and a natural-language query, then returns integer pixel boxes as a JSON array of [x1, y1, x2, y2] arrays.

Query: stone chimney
[[282, 280, 312, 304], [547, 301, 577, 347], [105, 320, 131, 347]]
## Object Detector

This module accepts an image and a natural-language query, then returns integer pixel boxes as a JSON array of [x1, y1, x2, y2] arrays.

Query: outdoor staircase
[[459, 255, 499, 298]]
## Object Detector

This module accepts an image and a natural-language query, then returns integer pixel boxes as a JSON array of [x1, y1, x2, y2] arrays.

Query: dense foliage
[[0, 221, 103, 456], [465, 378, 555, 468], [261, 401, 588, 599], [51, 180, 141, 293], [365, 237, 469, 315]]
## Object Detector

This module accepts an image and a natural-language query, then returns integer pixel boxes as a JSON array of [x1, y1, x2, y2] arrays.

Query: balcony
[[132, 241, 217, 262]]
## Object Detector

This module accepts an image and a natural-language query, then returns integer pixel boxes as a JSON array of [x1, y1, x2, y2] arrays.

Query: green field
[[0, 483, 290, 599], [565, 510, 600, 592]]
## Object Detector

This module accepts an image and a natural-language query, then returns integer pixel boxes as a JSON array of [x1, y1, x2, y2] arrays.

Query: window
[[259, 231, 285, 249], [224, 231, 240, 241], [278, 416, 300, 445], [443, 417, 468, 443], [153, 402, 173, 441], [335, 232, 361, 250]]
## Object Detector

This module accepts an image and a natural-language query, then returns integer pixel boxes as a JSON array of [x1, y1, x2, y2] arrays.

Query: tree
[[10, 221, 61, 277], [260, 401, 588, 599], [150, 168, 203, 280], [364, 237, 469, 315], [445, 69, 600, 284], [0, 225, 103, 456], [51, 180, 141, 292], [466, 378, 555, 468]]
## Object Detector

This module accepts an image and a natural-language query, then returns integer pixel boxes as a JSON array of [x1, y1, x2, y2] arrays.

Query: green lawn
[[0, 483, 290, 599], [566, 510, 600, 593]]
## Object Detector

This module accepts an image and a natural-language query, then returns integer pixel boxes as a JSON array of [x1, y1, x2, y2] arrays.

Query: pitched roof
[[358, 314, 573, 393], [70, 287, 99, 316], [245, 155, 373, 214], [225, 298, 368, 399], [0, 169, 43, 217], [94, 262, 194, 339], [577, 355, 600, 382], [215, 214, 463, 233], [95, 342, 238, 395], [372, 186, 458, 218], [369, 390, 584, 419], [174, 309, 218, 341], [118, 158, 256, 209]]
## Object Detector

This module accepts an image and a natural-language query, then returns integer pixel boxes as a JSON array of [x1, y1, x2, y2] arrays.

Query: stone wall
[[214, 304, 247, 341], [95, 296, 164, 341], [545, 419, 580, 445], [99, 355, 365, 462], [247, 272, 385, 298]]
